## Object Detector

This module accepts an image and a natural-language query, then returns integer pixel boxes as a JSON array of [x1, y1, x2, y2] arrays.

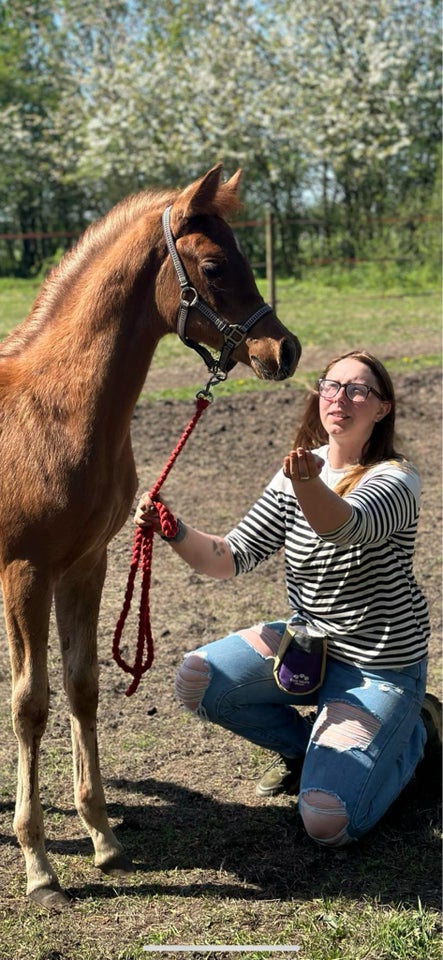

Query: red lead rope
[[112, 394, 211, 696]]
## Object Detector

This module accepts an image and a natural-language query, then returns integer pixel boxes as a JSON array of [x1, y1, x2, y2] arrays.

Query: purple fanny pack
[[273, 624, 327, 695]]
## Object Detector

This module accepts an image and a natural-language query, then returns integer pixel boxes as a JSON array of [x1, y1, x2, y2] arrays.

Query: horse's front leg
[[55, 551, 132, 876], [2, 560, 69, 909]]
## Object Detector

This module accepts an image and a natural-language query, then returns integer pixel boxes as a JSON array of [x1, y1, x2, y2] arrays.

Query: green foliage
[[0, 0, 441, 275]]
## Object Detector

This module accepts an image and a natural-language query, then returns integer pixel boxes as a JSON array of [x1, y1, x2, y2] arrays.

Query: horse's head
[[158, 164, 301, 381]]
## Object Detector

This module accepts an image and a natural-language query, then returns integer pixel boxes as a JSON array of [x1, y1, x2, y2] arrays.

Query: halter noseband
[[162, 205, 273, 379]]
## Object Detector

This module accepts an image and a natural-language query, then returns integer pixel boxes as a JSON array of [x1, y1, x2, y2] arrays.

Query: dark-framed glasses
[[317, 378, 385, 403]]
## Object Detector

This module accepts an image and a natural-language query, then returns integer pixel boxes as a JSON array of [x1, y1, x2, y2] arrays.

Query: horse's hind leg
[[2, 560, 69, 909], [55, 551, 131, 877]]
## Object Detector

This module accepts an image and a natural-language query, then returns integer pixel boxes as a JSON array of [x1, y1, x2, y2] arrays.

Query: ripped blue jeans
[[175, 621, 427, 845]]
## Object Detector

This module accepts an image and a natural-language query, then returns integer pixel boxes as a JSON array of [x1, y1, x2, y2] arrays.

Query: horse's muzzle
[[249, 334, 302, 381]]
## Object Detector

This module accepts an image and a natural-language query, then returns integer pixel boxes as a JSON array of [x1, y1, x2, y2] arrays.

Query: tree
[[0, 0, 440, 276], [270, 0, 441, 261]]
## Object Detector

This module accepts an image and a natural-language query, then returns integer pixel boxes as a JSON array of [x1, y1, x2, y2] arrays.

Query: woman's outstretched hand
[[283, 447, 324, 483]]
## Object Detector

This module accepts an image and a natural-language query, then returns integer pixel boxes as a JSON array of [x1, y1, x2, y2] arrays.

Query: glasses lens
[[318, 379, 339, 398], [346, 383, 370, 402]]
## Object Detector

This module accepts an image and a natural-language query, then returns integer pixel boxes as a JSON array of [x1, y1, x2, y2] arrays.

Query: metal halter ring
[[180, 287, 199, 308]]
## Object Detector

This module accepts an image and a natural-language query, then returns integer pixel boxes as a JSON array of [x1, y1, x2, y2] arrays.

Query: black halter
[[162, 205, 272, 379]]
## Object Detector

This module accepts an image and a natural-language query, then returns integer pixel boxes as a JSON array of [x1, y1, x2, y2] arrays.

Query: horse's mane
[[0, 188, 176, 358]]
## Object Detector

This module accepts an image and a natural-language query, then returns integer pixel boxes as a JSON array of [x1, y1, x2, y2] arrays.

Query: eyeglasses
[[317, 378, 385, 403]]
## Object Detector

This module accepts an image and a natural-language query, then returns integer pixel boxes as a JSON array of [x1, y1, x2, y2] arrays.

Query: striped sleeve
[[320, 464, 421, 546], [224, 482, 287, 574]]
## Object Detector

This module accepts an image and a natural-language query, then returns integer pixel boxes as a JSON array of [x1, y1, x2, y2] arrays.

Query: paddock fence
[[0, 212, 441, 308]]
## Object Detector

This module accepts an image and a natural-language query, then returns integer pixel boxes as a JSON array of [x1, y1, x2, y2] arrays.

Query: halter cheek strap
[[162, 205, 272, 378]]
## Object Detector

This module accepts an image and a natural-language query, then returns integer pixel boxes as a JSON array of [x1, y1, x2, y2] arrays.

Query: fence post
[[265, 208, 276, 312]]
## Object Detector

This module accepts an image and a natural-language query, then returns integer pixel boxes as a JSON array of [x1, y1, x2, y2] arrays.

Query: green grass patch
[[0, 276, 440, 375], [258, 278, 441, 349], [148, 283, 442, 370], [0, 277, 40, 337], [2, 892, 440, 960], [139, 353, 441, 405]]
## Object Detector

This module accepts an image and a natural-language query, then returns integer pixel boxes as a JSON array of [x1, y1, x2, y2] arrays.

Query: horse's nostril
[[280, 336, 301, 376]]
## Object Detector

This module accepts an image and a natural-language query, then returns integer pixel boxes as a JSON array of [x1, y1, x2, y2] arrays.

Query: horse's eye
[[201, 261, 223, 280]]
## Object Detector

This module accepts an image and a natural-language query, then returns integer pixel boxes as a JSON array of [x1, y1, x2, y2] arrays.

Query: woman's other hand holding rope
[[134, 495, 164, 533]]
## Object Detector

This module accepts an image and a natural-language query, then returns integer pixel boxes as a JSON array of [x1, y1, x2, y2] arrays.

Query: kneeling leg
[[299, 790, 350, 847], [299, 699, 382, 846]]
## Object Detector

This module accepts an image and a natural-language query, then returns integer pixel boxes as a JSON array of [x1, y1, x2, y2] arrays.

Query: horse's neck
[[17, 255, 163, 449]]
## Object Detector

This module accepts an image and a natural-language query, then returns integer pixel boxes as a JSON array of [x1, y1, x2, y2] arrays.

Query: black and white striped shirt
[[225, 445, 430, 667]]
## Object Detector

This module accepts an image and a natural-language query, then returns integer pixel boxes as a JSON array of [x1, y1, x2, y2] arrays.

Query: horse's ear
[[171, 164, 242, 231], [217, 168, 242, 214], [221, 168, 242, 198]]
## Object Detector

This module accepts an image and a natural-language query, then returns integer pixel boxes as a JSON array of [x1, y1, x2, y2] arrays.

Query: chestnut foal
[[0, 164, 301, 907]]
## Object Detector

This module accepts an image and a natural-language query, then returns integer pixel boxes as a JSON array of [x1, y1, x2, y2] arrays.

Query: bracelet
[[161, 517, 187, 543]]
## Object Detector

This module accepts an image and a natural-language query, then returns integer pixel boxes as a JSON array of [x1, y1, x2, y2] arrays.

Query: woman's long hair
[[293, 350, 402, 495]]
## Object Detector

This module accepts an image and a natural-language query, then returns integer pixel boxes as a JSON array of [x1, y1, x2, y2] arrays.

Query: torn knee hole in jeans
[[175, 653, 211, 714], [300, 790, 350, 846], [312, 700, 381, 751]]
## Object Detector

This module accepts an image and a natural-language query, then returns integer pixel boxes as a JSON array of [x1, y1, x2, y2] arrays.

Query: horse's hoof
[[29, 882, 72, 911], [99, 852, 133, 876]]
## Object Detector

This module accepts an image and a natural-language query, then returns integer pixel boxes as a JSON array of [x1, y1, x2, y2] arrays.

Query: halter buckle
[[223, 325, 246, 347]]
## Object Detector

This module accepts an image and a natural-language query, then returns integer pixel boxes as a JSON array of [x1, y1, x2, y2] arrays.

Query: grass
[[270, 277, 440, 347], [0, 275, 440, 404], [129, 275, 442, 401], [138, 353, 441, 404], [0, 277, 41, 336], [1, 846, 441, 960], [134, 279, 442, 379]]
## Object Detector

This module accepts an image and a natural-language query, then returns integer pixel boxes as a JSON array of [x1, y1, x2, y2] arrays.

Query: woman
[[135, 350, 441, 846]]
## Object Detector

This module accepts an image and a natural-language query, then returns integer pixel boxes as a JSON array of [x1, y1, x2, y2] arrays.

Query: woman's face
[[319, 357, 391, 446]]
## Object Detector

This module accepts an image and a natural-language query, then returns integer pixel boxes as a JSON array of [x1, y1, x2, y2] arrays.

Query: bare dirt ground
[[0, 364, 441, 957]]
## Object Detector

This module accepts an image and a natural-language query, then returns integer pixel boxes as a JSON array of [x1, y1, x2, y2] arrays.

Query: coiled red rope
[[112, 394, 211, 695]]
